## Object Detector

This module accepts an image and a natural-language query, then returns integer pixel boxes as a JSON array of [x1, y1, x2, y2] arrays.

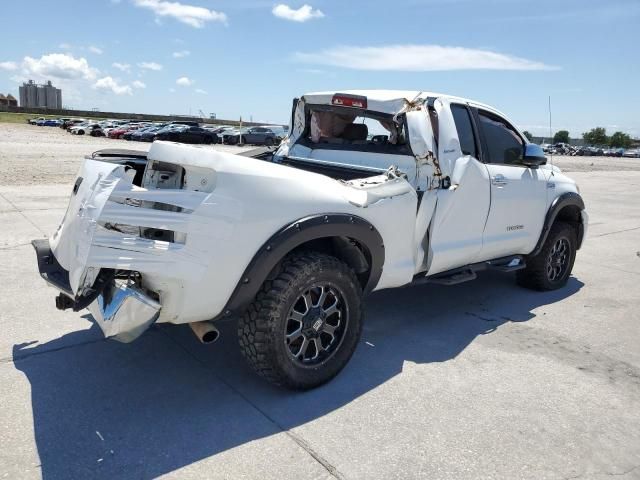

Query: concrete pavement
[[0, 170, 639, 479]]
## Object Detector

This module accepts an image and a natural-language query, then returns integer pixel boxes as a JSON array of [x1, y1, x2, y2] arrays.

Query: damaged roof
[[302, 89, 501, 116]]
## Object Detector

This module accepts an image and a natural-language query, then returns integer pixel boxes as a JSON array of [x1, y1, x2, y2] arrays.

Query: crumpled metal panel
[[50, 160, 130, 294], [87, 282, 161, 343]]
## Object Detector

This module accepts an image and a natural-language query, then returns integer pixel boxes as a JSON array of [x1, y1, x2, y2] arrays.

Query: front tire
[[517, 221, 577, 290], [238, 252, 363, 390]]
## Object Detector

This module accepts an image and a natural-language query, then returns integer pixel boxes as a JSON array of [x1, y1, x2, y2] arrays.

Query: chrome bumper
[[33, 238, 161, 343], [88, 282, 161, 343]]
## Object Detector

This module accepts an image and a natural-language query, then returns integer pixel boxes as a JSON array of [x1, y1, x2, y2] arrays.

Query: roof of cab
[[301, 89, 505, 117]]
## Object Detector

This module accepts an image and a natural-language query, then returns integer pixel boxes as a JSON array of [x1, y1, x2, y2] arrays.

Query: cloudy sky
[[0, 0, 638, 136]]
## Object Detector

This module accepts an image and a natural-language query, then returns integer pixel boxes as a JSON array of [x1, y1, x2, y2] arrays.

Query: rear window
[[298, 105, 411, 155]]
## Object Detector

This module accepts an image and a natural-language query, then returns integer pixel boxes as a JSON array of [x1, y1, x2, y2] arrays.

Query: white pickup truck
[[32, 90, 587, 389]]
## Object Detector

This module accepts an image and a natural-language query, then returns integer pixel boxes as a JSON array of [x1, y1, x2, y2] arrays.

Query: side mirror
[[522, 143, 547, 168]]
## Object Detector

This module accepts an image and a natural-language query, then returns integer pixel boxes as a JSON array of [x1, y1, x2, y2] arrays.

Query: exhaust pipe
[[189, 321, 220, 344]]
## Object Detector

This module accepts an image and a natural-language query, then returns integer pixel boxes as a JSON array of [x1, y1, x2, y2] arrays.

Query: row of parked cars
[[28, 116, 288, 147], [540, 143, 640, 157]]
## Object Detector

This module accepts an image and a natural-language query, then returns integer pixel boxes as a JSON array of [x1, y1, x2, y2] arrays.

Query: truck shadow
[[13, 270, 583, 479]]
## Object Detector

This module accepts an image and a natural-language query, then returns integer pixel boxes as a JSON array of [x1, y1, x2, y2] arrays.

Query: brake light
[[331, 94, 367, 109]]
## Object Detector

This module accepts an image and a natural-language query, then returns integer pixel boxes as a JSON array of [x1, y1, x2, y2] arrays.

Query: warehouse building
[[18, 80, 62, 109]]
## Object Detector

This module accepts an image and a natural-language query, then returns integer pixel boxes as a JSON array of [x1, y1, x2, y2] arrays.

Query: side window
[[478, 110, 524, 165], [450, 104, 476, 157]]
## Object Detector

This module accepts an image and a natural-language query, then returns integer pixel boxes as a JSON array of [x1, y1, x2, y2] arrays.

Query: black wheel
[[264, 137, 274, 147], [517, 221, 577, 290], [203, 136, 212, 145], [238, 252, 363, 390]]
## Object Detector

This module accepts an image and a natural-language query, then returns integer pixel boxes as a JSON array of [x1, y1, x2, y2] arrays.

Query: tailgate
[[50, 158, 131, 294]]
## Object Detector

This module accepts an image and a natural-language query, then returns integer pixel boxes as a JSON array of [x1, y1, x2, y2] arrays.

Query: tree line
[[521, 128, 634, 148]]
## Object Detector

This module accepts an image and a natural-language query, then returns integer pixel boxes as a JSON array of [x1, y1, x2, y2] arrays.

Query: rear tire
[[264, 137, 274, 147], [238, 252, 363, 390], [517, 221, 577, 291]]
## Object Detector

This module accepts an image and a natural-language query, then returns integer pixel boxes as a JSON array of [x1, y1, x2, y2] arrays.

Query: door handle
[[492, 174, 508, 186]]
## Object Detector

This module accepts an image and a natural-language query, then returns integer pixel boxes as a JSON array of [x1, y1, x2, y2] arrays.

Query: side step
[[427, 268, 477, 285], [486, 256, 526, 272], [417, 255, 526, 286]]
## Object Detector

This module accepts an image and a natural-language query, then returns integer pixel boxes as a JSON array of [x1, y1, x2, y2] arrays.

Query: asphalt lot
[[1, 124, 639, 479]]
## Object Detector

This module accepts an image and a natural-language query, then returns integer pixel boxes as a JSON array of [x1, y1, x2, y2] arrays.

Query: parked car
[[573, 146, 593, 156], [609, 148, 624, 157], [29, 117, 46, 125], [108, 124, 143, 139], [154, 125, 219, 144], [61, 119, 85, 130], [122, 125, 153, 140], [43, 119, 62, 127], [224, 126, 280, 146], [31, 89, 587, 390], [131, 126, 163, 142], [69, 123, 102, 135], [622, 148, 640, 158], [263, 125, 288, 139]]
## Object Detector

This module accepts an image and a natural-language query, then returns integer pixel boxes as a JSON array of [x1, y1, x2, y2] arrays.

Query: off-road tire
[[238, 252, 363, 390], [517, 221, 577, 291]]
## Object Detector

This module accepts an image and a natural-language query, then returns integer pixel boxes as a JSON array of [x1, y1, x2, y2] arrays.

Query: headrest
[[342, 123, 368, 141]]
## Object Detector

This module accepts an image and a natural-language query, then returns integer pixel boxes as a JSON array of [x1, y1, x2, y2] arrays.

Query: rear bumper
[[32, 238, 73, 296], [32, 238, 161, 343]]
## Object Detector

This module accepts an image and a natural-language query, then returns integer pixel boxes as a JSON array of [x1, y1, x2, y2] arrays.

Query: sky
[[0, 0, 639, 138]]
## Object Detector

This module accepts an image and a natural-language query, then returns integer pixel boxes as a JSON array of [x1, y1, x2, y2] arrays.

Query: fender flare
[[216, 214, 385, 320], [531, 192, 585, 256]]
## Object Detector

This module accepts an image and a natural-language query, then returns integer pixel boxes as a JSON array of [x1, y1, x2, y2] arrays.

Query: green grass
[[0, 112, 62, 124], [0, 112, 111, 124]]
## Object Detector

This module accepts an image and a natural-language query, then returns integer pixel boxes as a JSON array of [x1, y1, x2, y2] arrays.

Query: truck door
[[426, 101, 491, 275], [475, 109, 548, 260]]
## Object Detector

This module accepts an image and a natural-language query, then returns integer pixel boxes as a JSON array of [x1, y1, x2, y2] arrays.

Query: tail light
[[331, 94, 367, 109]]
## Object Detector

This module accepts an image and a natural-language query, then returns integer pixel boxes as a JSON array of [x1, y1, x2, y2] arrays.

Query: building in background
[[0, 93, 18, 107], [18, 80, 62, 109]]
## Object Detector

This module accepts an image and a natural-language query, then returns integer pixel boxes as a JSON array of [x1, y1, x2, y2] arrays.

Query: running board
[[486, 256, 527, 272], [427, 268, 477, 285], [415, 255, 526, 286]]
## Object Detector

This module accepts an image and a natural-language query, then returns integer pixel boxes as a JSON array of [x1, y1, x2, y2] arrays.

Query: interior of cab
[[299, 105, 412, 155]]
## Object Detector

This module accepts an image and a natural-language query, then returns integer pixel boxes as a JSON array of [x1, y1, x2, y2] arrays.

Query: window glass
[[450, 104, 476, 157], [478, 111, 524, 165]]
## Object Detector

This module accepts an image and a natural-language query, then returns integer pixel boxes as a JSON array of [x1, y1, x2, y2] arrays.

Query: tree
[[609, 131, 632, 148], [522, 130, 533, 141], [582, 127, 608, 146], [553, 130, 570, 144]]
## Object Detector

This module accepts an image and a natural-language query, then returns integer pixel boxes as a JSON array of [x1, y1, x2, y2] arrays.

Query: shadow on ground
[[13, 271, 583, 479]]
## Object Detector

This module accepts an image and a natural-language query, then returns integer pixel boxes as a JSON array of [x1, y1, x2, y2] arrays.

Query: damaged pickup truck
[[32, 90, 588, 389]]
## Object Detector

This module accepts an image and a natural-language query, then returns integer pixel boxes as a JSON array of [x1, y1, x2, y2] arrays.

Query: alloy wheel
[[285, 284, 347, 366], [546, 237, 570, 282]]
